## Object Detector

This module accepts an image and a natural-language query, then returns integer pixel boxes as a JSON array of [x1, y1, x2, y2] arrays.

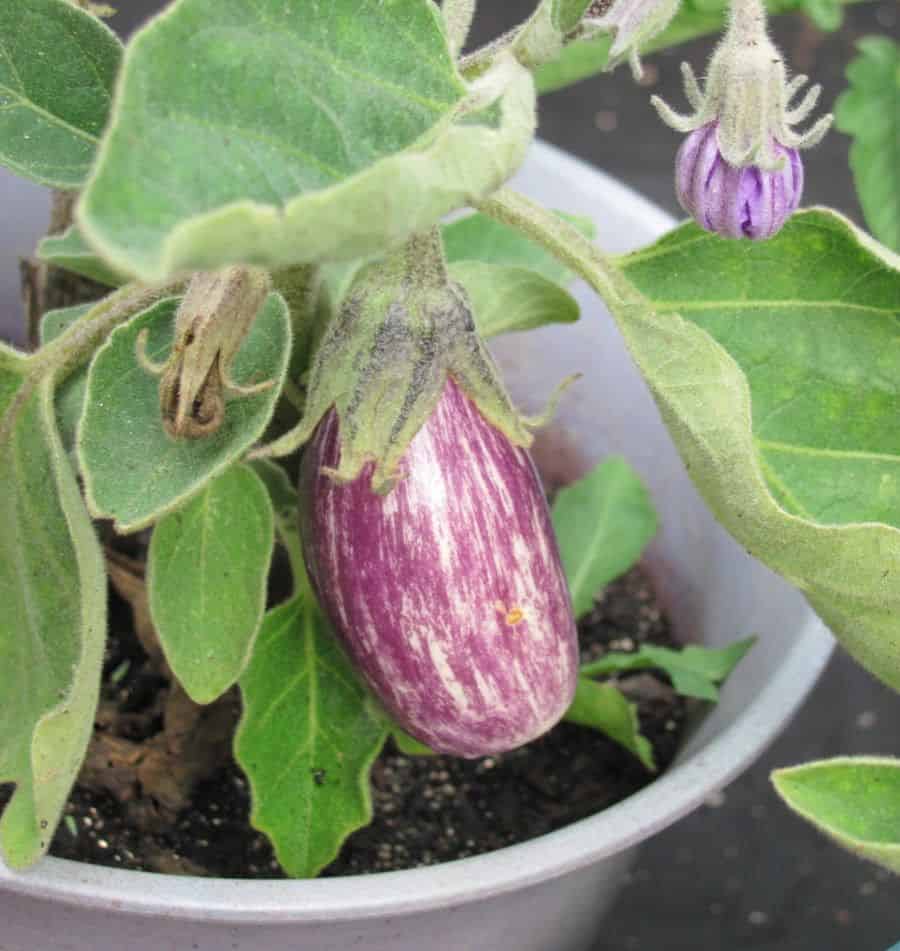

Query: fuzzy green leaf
[[552, 0, 594, 33], [565, 678, 655, 770], [78, 293, 291, 533], [147, 465, 274, 704], [580, 637, 756, 701], [835, 38, 900, 253], [77, 0, 536, 282], [235, 596, 388, 878], [0, 0, 121, 186], [552, 457, 657, 618], [772, 758, 900, 873], [535, 0, 854, 93], [0, 351, 106, 869], [619, 210, 900, 690], [450, 261, 579, 337], [443, 211, 595, 286], [38, 225, 127, 287], [39, 303, 92, 451]]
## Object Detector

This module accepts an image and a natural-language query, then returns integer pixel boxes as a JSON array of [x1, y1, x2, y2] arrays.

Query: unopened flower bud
[[651, 0, 831, 238], [676, 122, 803, 239]]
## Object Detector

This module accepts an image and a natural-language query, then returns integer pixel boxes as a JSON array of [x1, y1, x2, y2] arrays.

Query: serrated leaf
[[0, 0, 121, 187], [552, 457, 657, 618], [618, 210, 900, 690], [147, 465, 274, 704], [535, 0, 850, 93], [0, 358, 105, 869], [772, 758, 900, 873], [38, 225, 127, 287], [581, 637, 756, 701], [443, 211, 595, 286], [235, 596, 388, 877], [565, 678, 655, 770], [78, 293, 291, 533], [77, 0, 536, 282], [835, 38, 899, 253], [39, 303, 92, 451], [450, 261, 580, 337]]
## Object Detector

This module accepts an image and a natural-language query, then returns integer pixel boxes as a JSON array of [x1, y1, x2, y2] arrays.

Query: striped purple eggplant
[[299, 379, 579, 758]]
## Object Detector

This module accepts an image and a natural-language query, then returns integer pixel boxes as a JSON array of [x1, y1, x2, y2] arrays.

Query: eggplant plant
[[0, 0, 898, 880]]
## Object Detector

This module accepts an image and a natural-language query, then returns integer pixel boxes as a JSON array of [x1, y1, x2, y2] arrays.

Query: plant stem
[[473, 187, 626, 305], [1, 280, 184, 448], [443, 0, 478, 58], [33, 280, 183, 387]]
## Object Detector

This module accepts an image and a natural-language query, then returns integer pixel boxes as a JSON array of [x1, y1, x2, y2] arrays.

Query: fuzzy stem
[[2, 280, 183, 448], [473, 188, 623, 303], [443, 0, 477, 58], [403, 227, 449, 289], [726, 0, 769, 40], [32, 280, 184, 386]]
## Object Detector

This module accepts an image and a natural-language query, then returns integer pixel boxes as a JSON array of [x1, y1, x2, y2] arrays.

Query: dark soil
[[41, 563, 687, 878]]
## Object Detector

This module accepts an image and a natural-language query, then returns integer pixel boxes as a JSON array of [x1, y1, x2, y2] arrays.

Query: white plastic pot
[[0, 142, 833, 951]]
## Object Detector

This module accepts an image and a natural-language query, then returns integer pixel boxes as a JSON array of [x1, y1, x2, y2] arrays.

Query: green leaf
[[392, 729, 437, 756], [38, 226, 127, 287], [772, 758, 900, 873], [552, 457, 657, 618], [619, 210, 900, 690], [581, 637, 757, 701], [0, 355, 106, 869], [39, 303, 92, 451], [249, 458, 297, 522], [450, 261, 580, 337], [235, 596, 388, 877], [565, 678, 655, 770], [835, 38, 900, 253], [443, 211, 595, 287], [147, 465, 274, 704], [552, 0, 594, 33], [78, 293, 291, 533], [0, 0, 121, 187], [535, 0, 854, 93], [77, 0, 536, 282]]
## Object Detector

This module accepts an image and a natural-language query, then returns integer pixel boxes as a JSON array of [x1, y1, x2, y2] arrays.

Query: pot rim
[[0, 140, 835, 923]]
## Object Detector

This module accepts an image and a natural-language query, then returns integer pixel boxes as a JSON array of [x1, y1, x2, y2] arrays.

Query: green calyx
[[262, 229, 534, 494]]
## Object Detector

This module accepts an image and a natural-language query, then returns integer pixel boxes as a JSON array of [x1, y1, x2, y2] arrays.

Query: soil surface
[[36, 563, 687, 878]]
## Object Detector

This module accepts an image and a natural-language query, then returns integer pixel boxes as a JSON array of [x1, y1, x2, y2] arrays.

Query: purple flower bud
[[675, 122, 803, 240]]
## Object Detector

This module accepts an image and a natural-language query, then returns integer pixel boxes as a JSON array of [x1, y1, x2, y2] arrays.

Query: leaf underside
[[77, 0, 536, 281], [0, 357, 105, 869], [620, 209, 900, 690]]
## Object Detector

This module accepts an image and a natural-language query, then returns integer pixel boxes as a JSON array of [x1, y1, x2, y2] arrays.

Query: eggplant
[[299, 379, 579, 757]]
